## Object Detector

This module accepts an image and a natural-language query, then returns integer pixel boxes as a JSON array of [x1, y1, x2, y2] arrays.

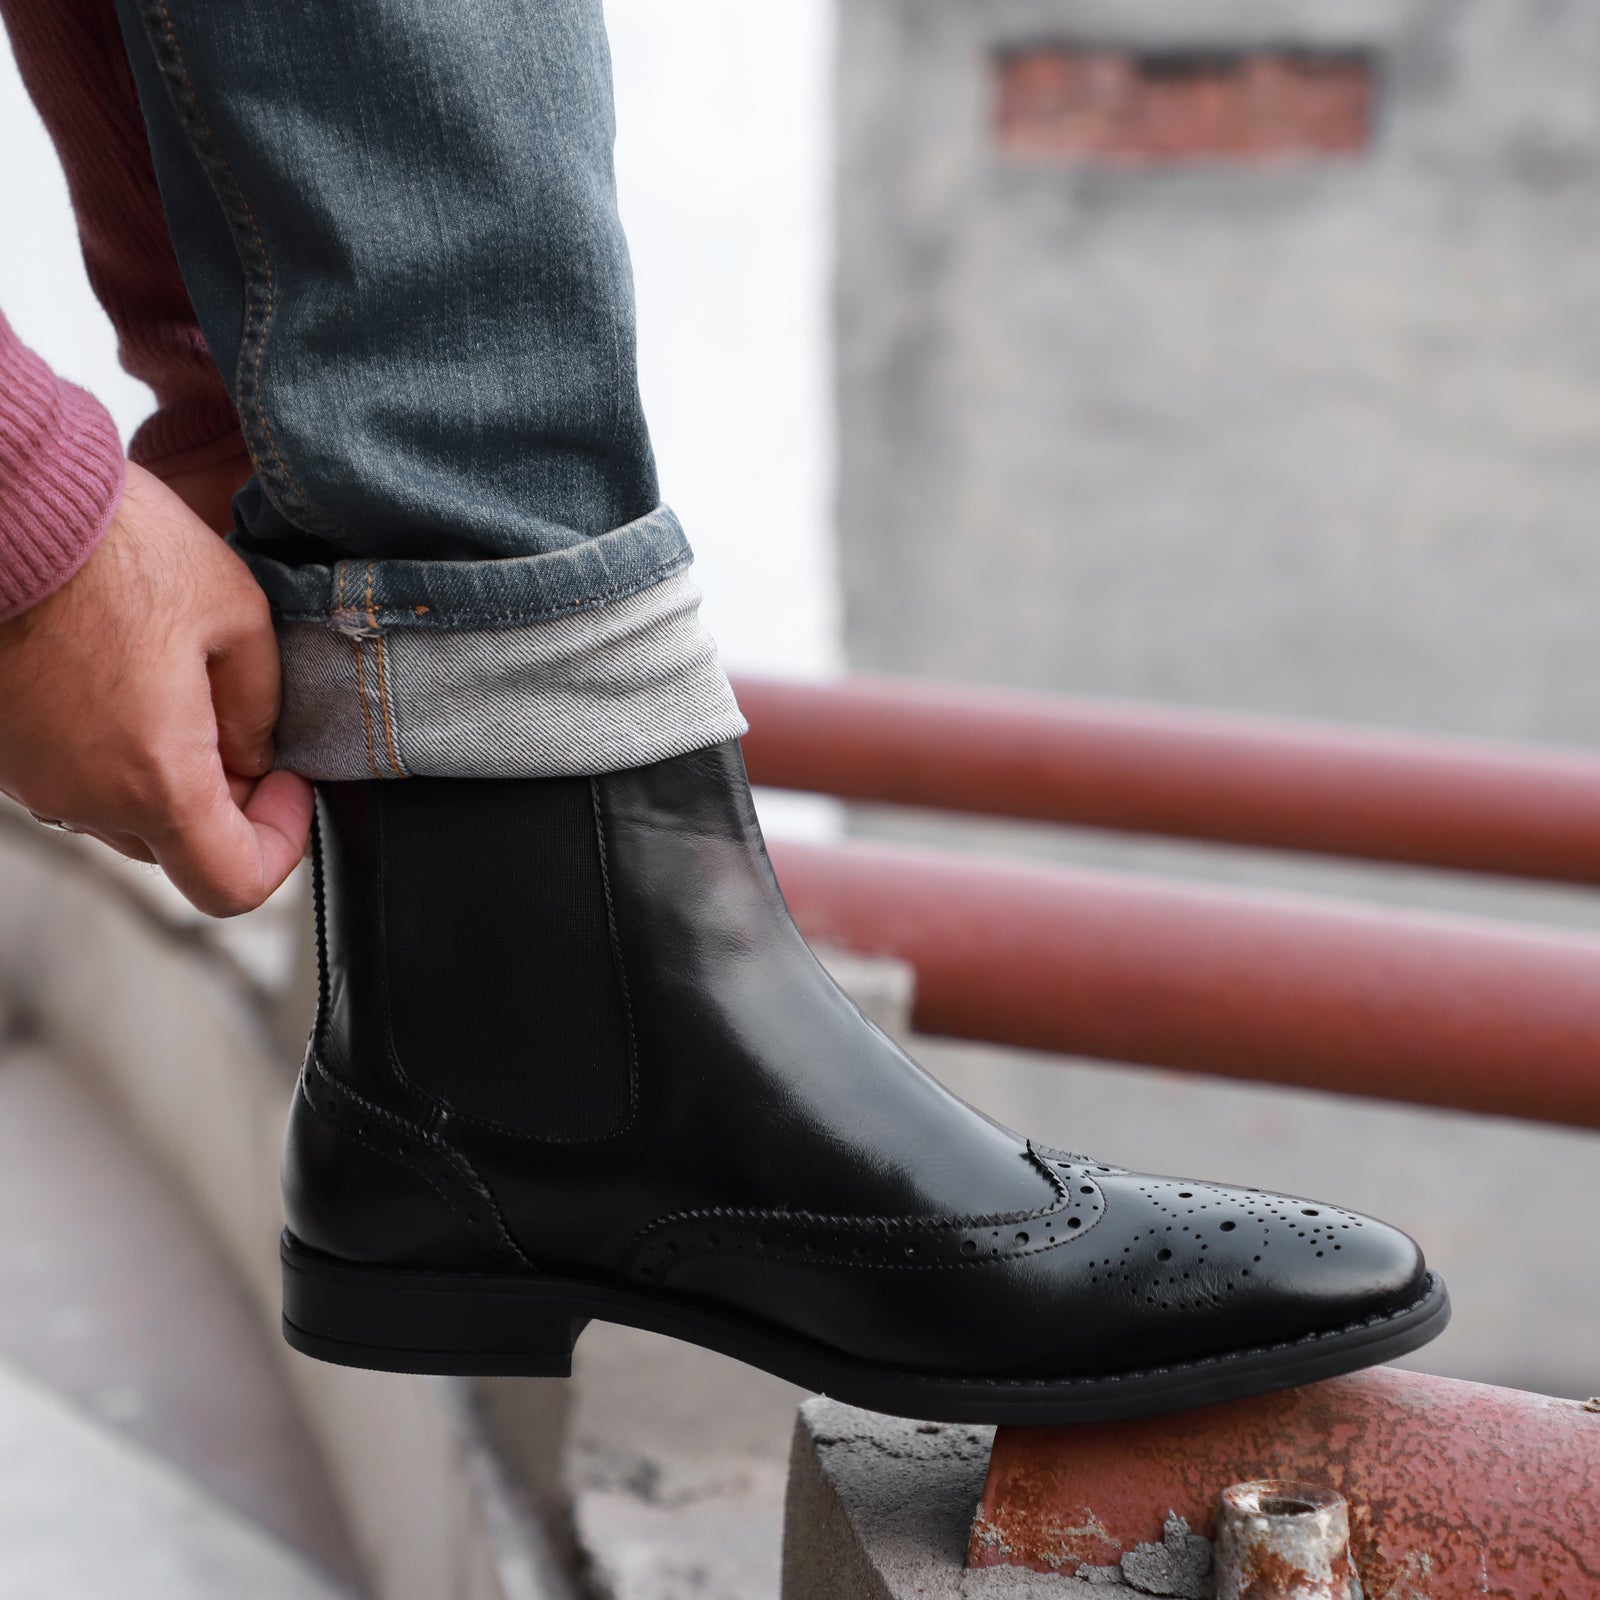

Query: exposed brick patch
[[996, 47, 1375, 164]]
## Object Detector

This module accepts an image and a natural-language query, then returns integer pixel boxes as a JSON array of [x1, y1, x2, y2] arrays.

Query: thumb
[[152, 761, 313, 917]]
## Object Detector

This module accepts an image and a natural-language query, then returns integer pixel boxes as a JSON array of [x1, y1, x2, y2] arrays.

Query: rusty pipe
[[1215, 1482, 1359, 1600], [767, 836, 1600, 1129], [737, 674, 1600, 886], [968, 1367, 1600, 1599]]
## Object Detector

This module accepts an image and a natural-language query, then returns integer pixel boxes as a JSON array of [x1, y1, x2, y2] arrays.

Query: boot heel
[[281, 1231, 588, 1377]]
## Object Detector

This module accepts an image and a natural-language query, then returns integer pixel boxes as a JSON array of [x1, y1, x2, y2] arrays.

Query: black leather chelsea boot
[[281, 740, 1448, 1423]]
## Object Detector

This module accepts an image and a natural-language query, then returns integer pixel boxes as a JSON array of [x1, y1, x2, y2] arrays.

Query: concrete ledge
[[782, 1398, 1103, 1599], [0, 814, 573, 1600], [0, 1358, 345, 1600]]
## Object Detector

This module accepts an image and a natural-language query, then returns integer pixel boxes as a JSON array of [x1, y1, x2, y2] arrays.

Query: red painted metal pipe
[[767, 837, 1600, 1129], [737, 674, 1600, 886], [968, 1367, 1600, 1599]]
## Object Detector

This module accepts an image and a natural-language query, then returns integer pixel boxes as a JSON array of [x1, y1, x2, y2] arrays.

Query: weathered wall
[[838, 0, 1600, 741], [834, 0, 1600, 1402]]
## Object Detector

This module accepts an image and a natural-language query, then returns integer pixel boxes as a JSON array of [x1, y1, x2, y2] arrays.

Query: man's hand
[[0, 460, 313, 917]]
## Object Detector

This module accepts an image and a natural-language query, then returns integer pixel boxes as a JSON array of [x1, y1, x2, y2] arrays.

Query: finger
[[208, 611, 283, 779], [151, 764, 313, 917]]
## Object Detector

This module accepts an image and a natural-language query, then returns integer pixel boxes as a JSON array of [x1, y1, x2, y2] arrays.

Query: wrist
[[141, 433, 253, 535]]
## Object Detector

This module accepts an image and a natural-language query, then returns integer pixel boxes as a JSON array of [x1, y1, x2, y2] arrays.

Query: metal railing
[[738, 673, 1600, 883], [737, 673, 1600, 1130]]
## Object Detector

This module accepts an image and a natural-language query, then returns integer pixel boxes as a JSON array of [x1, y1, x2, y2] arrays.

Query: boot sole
[[280, 1231, 1449, 1424]]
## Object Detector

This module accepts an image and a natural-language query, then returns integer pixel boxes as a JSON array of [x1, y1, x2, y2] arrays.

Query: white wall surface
[[0, 47, 153, 439], [606, 0, 840, 681]]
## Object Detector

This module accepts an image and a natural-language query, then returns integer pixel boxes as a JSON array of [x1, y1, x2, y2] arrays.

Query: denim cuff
[[271, 569, 746, 780], [240, 503, 693, 631]]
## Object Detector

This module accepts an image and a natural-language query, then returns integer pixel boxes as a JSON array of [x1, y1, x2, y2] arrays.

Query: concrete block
[[781, 1398, 1104, 1599]]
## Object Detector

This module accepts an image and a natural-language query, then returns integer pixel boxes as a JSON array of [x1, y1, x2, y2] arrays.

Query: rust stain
[[967, 1514, 1012, 1561], [1217, 1480, 1353, 1600], [1233, 1541, 1359, 1600], [1036, 1508, 1119, 1566], [967, 1369, 1600, 1597], [1239, 1544, 1314, 1599]]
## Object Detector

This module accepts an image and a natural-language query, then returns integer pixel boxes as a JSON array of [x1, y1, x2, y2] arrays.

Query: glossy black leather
[[285, 740, 1433, 1378]]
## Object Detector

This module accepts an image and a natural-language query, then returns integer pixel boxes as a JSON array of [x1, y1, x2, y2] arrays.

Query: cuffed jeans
[[114, 0, 745, 778]]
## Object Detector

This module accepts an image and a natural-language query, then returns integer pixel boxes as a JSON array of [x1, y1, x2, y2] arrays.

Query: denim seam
[[353, 642, 381, 779], [366, 563, 407, 777], [336, 564, 383, 780], [269, 549, 693, 631], [136, 0, 331, 538], [373, 638, 407, 777]]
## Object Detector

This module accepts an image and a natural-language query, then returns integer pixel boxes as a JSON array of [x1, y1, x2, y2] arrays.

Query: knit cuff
[[0, 318, 125, 623]]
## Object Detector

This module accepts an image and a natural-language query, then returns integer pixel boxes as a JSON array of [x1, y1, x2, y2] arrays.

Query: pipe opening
[[1257, 1496, 1318, 1517]]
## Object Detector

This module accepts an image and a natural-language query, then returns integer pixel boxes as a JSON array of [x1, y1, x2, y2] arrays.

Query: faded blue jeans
[[115, 0, 745, 778]]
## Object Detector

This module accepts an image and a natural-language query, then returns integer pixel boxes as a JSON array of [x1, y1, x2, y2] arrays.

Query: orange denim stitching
[[268, 550, 691, 630], [352, 638, 382, 780], [366, 563, 405, 778], [373, 638, 405, 776], [336, 562, 381, 779]]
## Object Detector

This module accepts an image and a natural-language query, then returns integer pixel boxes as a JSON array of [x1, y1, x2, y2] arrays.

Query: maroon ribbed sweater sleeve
[[0, 0, 241, 621]]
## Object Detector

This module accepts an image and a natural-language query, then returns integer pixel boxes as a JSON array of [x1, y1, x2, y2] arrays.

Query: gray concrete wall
[[834, 0, 1600, 1402], [838, 0, 1600, 742]]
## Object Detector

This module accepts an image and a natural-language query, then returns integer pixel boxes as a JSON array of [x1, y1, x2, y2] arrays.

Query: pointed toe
[[1092, 1168, 1432, 1359]]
